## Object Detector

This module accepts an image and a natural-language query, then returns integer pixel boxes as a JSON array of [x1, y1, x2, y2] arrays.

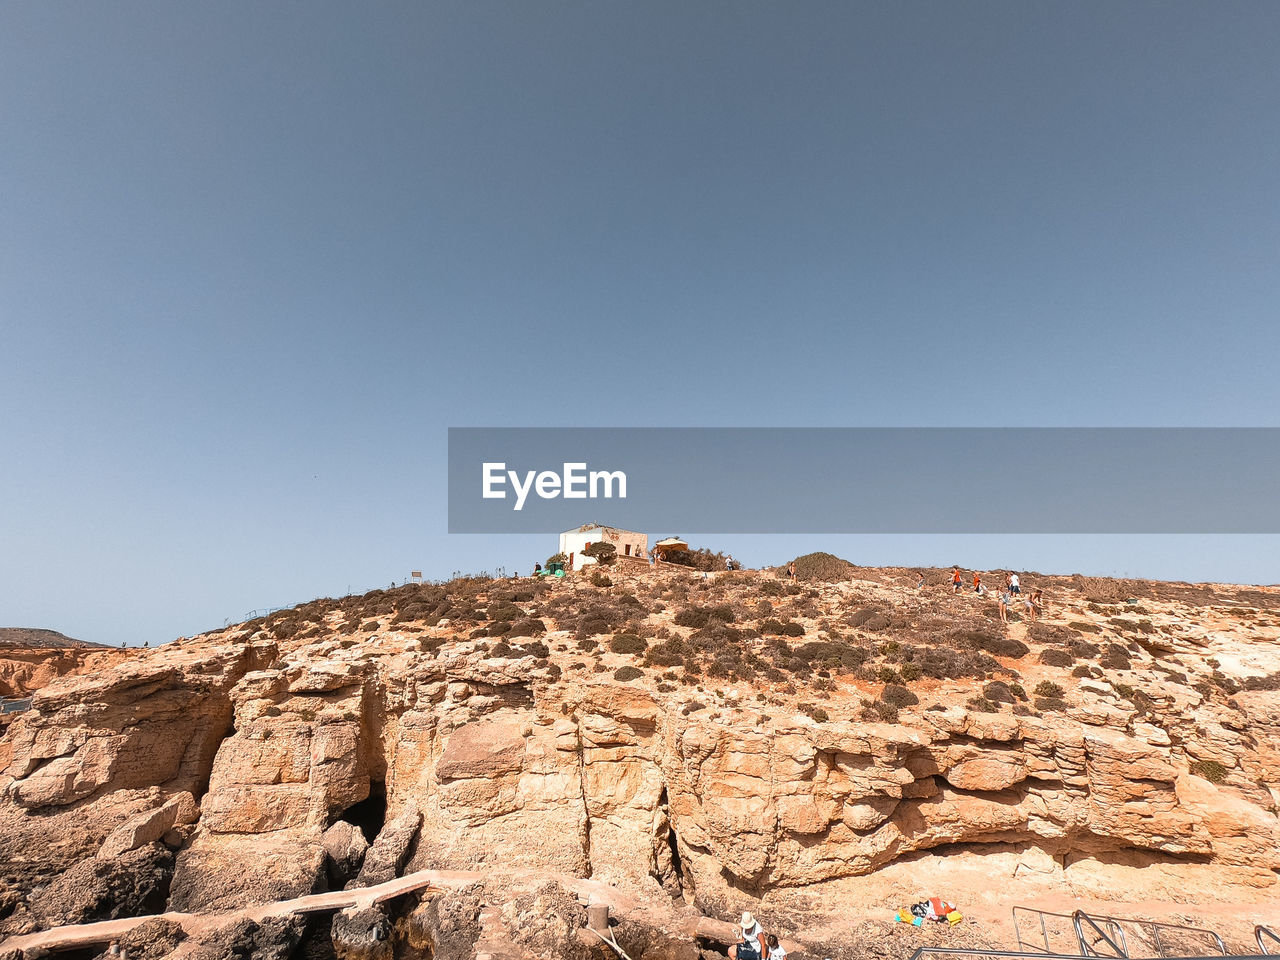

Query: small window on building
[[625, 544, 631, 555]]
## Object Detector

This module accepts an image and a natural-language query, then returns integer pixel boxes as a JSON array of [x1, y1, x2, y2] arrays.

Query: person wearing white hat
[[729, 912, 766, 960]]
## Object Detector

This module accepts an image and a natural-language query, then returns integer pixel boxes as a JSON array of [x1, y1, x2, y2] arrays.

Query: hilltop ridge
[[1, 561, 1277, 958], [0, 627, 101, 648]]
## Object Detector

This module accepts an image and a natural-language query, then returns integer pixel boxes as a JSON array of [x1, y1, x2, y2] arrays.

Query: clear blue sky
[[2, 2, 1277, 646]]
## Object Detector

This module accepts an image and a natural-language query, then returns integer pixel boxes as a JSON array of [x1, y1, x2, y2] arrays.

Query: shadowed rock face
[[1, 568, 1278, 946]]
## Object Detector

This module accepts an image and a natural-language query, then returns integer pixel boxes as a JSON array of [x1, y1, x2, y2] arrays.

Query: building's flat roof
[[563, 523, 644, 536]]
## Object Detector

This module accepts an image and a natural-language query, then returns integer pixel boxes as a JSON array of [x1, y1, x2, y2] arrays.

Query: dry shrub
[[1039, 648, 1075, 667], [783, 552, 856, 582], [507, 618, 546, 638], [951, 628, 1029, 659], [1028, 623, 1076, 644], [848, 608, 891, 631], [609, 633, 647, 655], [983, 681, 1016, 704], [881, 683, 918, 707], [794, 640, 870, 671]]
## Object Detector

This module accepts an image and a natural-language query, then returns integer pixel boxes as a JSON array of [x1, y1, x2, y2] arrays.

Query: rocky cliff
[[1, 566, 1277, 958]]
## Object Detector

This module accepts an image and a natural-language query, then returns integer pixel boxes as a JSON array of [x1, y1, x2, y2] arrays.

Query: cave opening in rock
[[46, 949, 101, 960], [695, 935, 731, 958], [340, 779, 387, 843], [666, 816, 685, 888], [656, 787, 690, 900]]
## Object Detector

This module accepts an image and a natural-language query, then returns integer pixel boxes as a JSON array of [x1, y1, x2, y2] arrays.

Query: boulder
[[331, 904, 393, 960], [323, 819, 370, 886], [97, 791, 197, 858], [351, 802, 421, 887]]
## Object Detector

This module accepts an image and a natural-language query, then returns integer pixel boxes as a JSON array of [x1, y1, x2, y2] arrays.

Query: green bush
[[1033, 680, 1064, 698], [1189, 759, 1227, 783], [583, 542, 617, 566], [546, 552, 568, 568], [881, 684, 918, 707], [661, 546, 731, 570], [872, 701, 898, 722], [614, 666, 643, 682], [793, 640, 868, 671]]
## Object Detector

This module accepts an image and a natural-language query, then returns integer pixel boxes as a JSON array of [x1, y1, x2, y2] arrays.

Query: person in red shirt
[[973, 571, 981, 593], [952, 567, 962, 594]]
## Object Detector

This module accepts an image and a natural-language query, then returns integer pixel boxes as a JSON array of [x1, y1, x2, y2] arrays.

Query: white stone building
[[558, 523, 648, 571]]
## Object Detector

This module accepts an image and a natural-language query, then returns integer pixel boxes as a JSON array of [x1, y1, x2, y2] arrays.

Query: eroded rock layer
[[1, 566, 1277, 949]]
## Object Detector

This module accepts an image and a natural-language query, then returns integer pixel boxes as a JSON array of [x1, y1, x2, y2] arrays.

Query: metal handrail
[[909, 951, 1270, 960], [1074, 911, 1129, 958], [1144, 920, 1228, 957], [1073, 911, 1227, 958], [1258, 927, 1280, 956], [1013, 907, 1078, 955]]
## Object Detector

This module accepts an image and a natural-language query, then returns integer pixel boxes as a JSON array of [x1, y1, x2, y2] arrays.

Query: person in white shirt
[[1009, 573, 1020, 594], [729, 913, 766, 960], [765, 933, 787, 959]]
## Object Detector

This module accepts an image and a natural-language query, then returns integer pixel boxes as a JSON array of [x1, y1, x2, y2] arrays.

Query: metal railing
[[909, 952, 1268, 960], [1257, 927, 1279, 956], [1074, 911, 1228, 959], [1011, 908, 1232, 959], [1074, 911, 1130, 958], [1013, 907, 1079, 955]]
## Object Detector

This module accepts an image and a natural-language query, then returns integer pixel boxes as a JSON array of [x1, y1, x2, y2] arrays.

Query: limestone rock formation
[[29, 842, 173, 927], [0, 566, 1277, 958]]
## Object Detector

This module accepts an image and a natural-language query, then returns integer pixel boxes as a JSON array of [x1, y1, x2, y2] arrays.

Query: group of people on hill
[[947, 566, 1043, 624], [728, 912, 787, 960]]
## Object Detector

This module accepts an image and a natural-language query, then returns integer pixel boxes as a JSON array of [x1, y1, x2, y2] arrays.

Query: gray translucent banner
[[448, 428, 1280, 533]]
